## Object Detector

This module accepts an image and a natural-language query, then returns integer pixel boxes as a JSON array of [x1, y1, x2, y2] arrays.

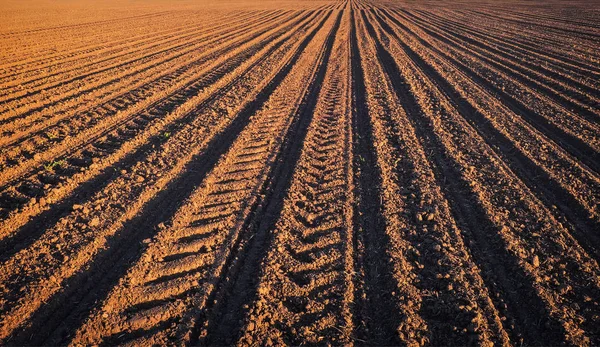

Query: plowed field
[[1, 0, 599, 345]]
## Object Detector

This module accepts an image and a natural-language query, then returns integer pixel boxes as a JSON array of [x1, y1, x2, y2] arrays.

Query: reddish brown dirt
[[0, 0, 599, 345]]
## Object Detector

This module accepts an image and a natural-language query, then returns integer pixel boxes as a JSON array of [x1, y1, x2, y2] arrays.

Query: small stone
[[120, 169, 127, 175], [247, 321, 256, 331], [89, 217, 100, 227], [532, 255, 540, 268], [143, 238, 151, 244], [73, 204, 83, 210], [102, 312, 109, 319], [558, 283, 571, 293], [135, 175, 145, 183], [427, 213, 435, 221]]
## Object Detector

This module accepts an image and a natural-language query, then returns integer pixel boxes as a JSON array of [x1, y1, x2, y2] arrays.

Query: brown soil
[[0, 0, 598, 345]]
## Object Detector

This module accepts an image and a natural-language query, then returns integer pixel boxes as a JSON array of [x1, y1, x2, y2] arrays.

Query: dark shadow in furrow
[[349, 7, 402, 346], [198, 10, 343, 347], [97, 318, 178, 347], [376, 11, 600, 176], [0, 10, 317, 263], [392, 10, 600, 122], [372, 10, 600, 261], [361, 10, 568, 346], [3, 10, 331, 347], [0, 10, 289, 121]]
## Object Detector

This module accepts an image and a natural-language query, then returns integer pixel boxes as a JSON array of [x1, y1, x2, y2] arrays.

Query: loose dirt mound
[[0, 0, 599, 345]]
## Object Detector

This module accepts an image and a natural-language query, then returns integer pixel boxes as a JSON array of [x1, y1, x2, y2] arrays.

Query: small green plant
[[162, 131, 171, 140], [44, 159, 66, 171]]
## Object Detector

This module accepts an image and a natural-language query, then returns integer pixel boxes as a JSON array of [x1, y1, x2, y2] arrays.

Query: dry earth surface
[[0, 0, 599, 345]]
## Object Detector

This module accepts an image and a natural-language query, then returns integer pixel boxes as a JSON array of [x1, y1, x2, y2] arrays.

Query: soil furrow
[[0, 11, 214, 71], [0, 11, 283, 121], [373, 9, 600, 255], [404, 9, 600, 93], [0, 10, 315, 230], [425, 9, 600, 72], [358, 9, 511, 346], [0, 10, 329, 343], [234, 9, 351, 346], [0, 10, 285, 120], [379, 11, 600, 171], [0, 11, 175, 38], [365, 9, 600, 345], [348, 6, 404, 345], [466, 9, 600, 43], [1, 1, 598, 345], [65, 9, 340, 346], [397, 10, 600, 121], [0, 11, 247, 83]]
